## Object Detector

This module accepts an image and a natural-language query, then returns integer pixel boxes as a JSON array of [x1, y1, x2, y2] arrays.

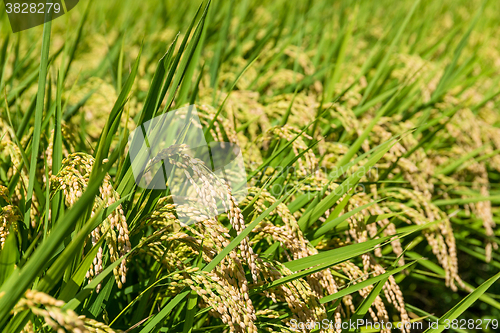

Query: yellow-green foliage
[[0, 0, 499, 332]]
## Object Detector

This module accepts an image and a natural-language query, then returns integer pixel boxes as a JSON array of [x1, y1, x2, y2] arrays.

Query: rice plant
[[1, 0, 500, 332]]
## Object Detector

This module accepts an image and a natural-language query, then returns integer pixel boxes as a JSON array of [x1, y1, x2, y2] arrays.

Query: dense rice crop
[[1, 0, 500, 332]]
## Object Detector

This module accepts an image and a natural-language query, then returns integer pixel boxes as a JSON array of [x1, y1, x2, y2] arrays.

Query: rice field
[[1, 0, 500, 332]]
